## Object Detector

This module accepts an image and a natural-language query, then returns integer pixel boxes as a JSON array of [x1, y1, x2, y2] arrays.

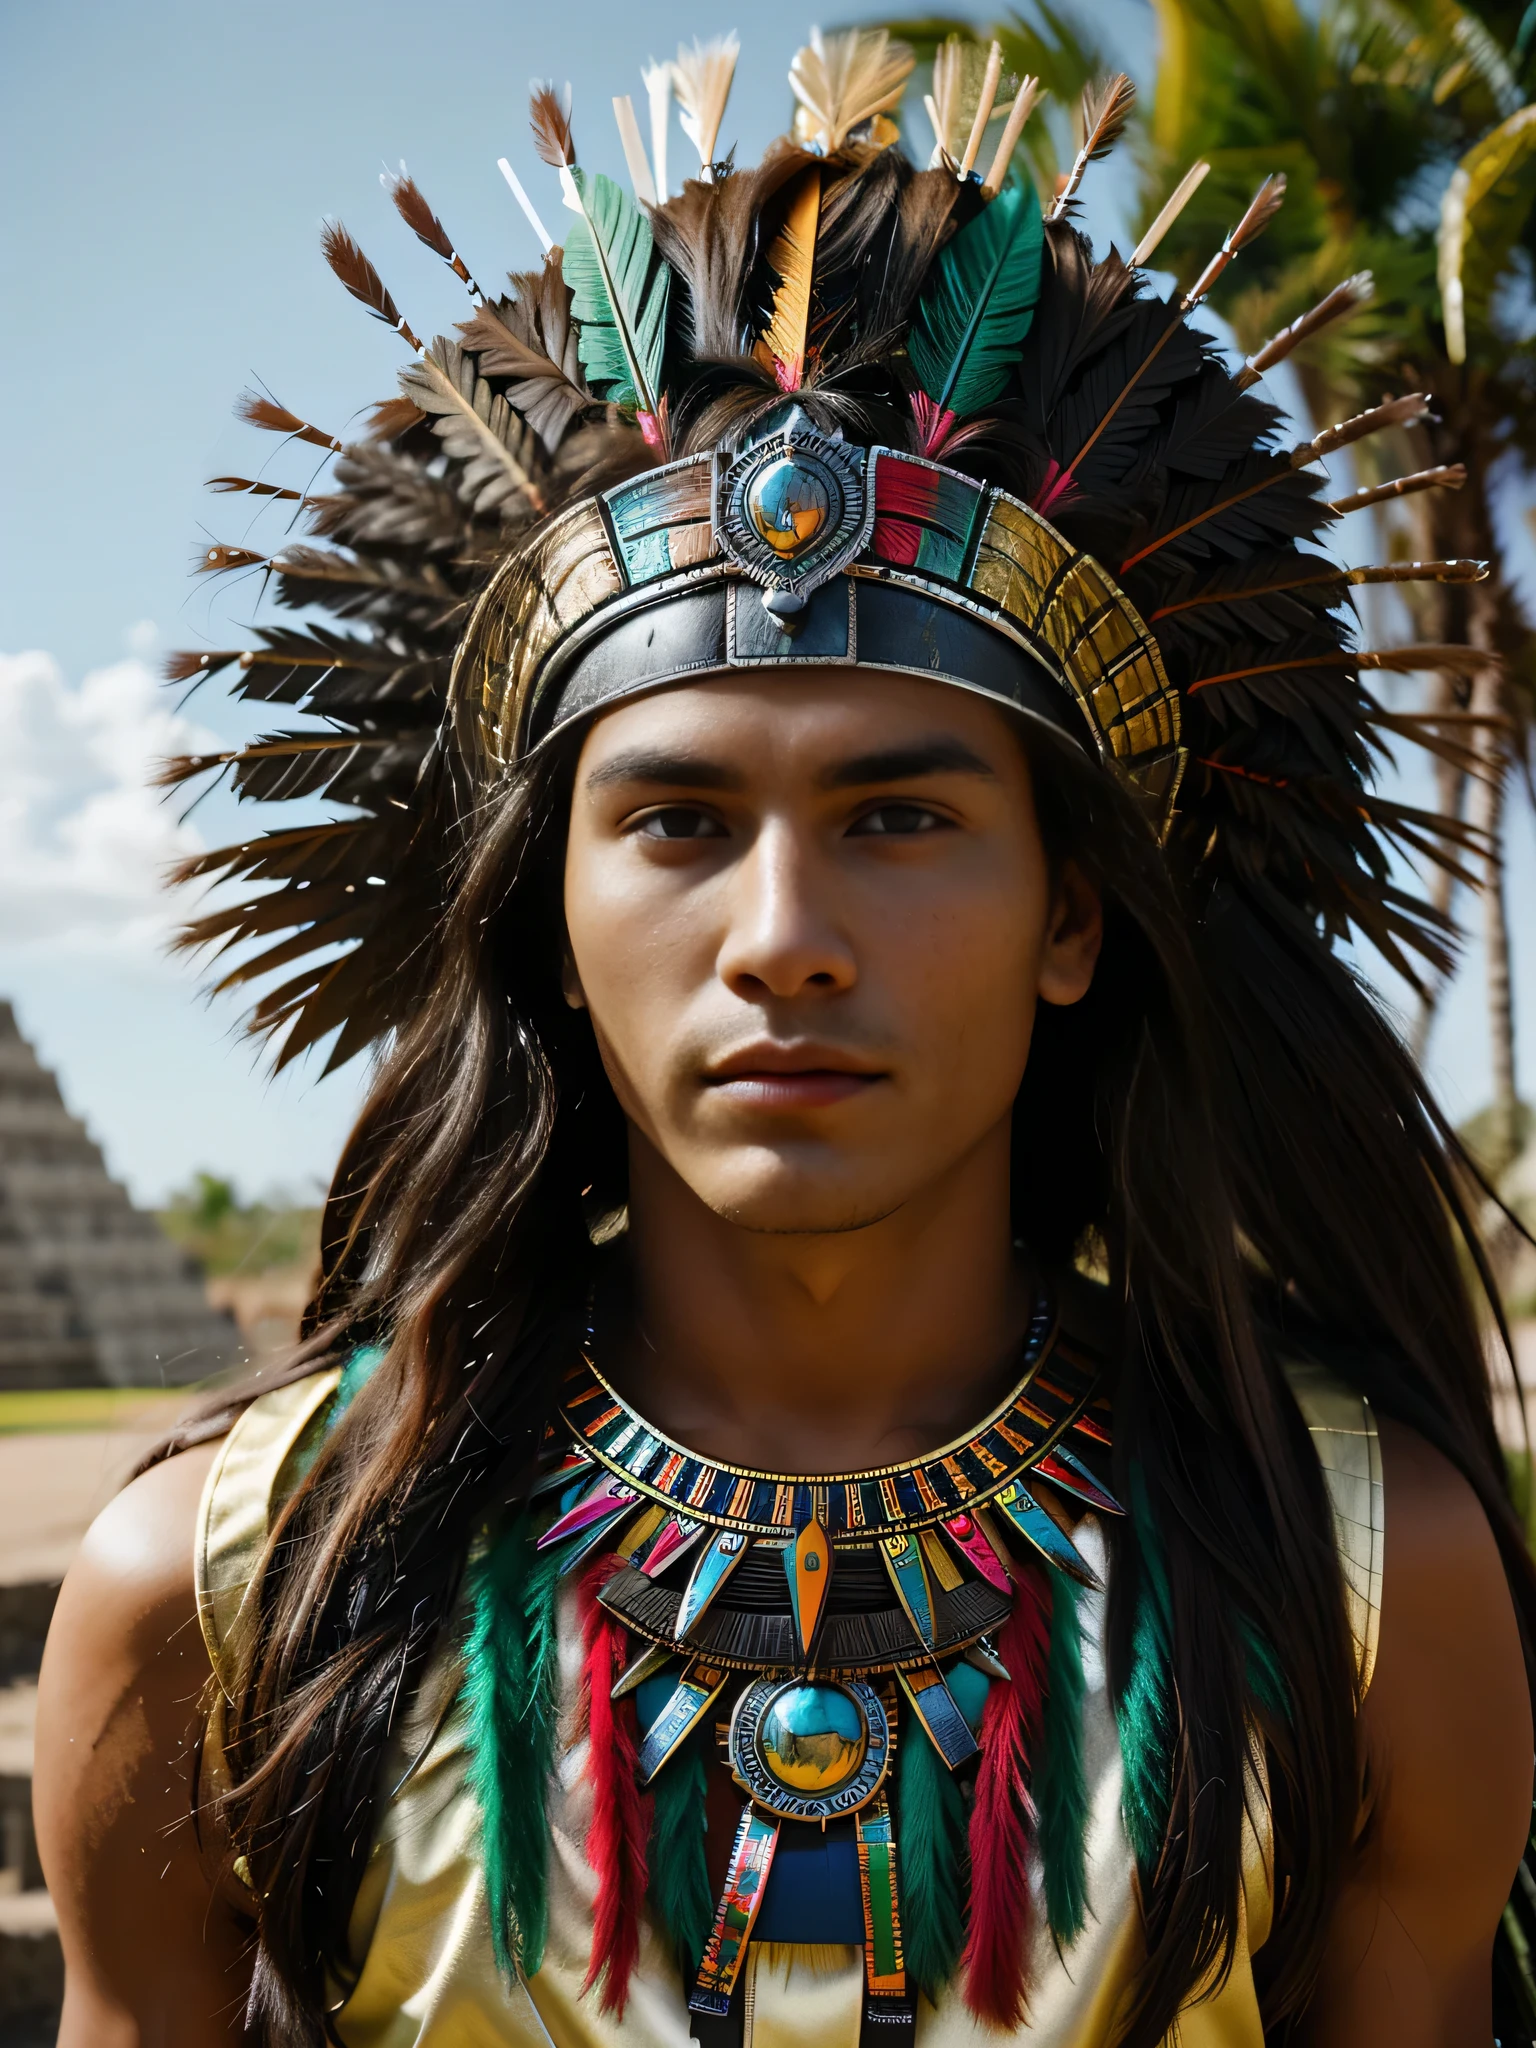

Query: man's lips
[[702, 1044, 888, 1109]]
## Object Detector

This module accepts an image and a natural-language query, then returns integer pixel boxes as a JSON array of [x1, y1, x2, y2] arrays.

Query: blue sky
[[1, 0, 1530, 1205]]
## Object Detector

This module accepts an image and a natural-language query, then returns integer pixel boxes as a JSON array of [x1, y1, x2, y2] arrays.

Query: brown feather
[[1365, 708, 1498, 778], [321, 221, 422, 351], [1182, 174, 1286, 308], [236, 390, 342, 454], [457, 255, 591, 453], [1360, 644, 1497, 675], [366, 396, 428, 440], [1049, 72, 1135, 220], [207, 475, 305, 501], [835, 155, 966, 363], [1327, 464, 1465, 513], [385, 167, 483, 300], [194, 544, 267, 575], [530, 82, 576, 169], [1236, 272, 1373, 389], [1190, 644, 1495, 695], [1226, 173, 1287, 255], [1348, 558, 1486, 585], [1298, 393, 1431, 465], [162, 650, 247, 687], [651, 145, 811, 361], [1150, 556, 1486, 620]]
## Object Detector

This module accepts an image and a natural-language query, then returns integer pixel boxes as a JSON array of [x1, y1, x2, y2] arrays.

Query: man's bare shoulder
[[60, 1438, 218, 1643], [35, 1439, 254, 2047], [1304, 1414, 1532, 2046]]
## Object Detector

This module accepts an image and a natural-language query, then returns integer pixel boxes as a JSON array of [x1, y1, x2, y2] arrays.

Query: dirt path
[[0, 1425, 173, 1587]]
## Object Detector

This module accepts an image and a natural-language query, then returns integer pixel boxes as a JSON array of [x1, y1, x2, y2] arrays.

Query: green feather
[[908, 179, 1045, 422], [647, 1737, 713, 1974], [1038, 1575, 1089, 1944], [463, 1510, 564, 1977], [1117, 1464, 1175, 1872], [562, 169, 670, 416], [1117, 1469, 1292, 1876], [1241, 1614, 1291, 1722], [895, 1693, 968, 1998]]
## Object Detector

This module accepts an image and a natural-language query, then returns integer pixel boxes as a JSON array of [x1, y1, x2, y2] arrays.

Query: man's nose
[[715, 819, 857, 1001]]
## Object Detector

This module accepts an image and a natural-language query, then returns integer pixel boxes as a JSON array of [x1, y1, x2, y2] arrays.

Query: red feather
[[578, 1556, 649, 2016], [962, 1563, 1052, 2027]]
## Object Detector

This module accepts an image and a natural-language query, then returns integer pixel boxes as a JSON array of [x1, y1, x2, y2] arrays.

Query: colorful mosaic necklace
[[530, 1287, 1119, 2038]]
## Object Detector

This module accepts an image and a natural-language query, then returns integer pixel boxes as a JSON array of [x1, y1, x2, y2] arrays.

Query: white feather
[[673, 33, 739, 183]]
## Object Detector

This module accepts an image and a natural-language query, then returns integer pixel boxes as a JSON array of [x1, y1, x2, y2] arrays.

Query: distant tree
[[160, 1174, 320, 1278], [187, 1171, 237, 1231]]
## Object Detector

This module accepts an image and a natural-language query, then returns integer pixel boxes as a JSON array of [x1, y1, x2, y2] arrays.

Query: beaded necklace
[[525, 1286, 1120, 2038]]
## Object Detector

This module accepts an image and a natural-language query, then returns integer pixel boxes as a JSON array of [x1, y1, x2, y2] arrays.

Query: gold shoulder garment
[[196, 1364, 1384, 2047]]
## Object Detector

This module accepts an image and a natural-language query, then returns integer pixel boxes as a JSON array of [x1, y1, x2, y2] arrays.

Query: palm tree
[[890, 1, 1536, 1175]]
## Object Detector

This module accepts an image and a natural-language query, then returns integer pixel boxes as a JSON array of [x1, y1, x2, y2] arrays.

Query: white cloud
[[0, 649, 219, 950]]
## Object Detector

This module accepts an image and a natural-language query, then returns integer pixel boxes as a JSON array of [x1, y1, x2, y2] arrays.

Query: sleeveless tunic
[[196, 1359, 1383, 2048]]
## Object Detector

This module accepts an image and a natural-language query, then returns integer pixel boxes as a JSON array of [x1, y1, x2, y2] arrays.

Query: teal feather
[[335, 1341, 385, 1412], [1117, 1468, 1292, 1874], [463, 1510, 565, 1977], [1241, 1615, 1291, 1722], [895, 1693, 968, 1998], [1038, 1575, 1089, 1944], [562, 169, 670, 417], [908, 179, 1045, 424], [1117, 1464, 1176, 1872], [647, 1737, 712, 1973]]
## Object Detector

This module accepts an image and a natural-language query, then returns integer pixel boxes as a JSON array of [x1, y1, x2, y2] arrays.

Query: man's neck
[[606, 1125, 1031, 1476]]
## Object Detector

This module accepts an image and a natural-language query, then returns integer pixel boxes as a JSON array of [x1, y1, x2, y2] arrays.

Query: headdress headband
[[457, 425, 1183, 830], [164, 29, 1490, 1068]]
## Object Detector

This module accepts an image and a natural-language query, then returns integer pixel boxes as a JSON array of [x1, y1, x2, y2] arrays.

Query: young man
[[33, 33, 1536, 2048]]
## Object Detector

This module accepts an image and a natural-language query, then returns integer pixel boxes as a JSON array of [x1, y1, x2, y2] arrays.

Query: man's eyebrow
[[581, 749, 748, 793], [817, 739, 997, 789]]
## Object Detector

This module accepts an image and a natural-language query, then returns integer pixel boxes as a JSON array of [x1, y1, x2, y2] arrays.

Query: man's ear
[[561, 949, 588, 1011], [1037, 859, 1103, 1008]]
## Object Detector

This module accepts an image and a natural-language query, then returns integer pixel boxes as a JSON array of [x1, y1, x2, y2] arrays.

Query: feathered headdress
[[165, 27, 1487, 1083]]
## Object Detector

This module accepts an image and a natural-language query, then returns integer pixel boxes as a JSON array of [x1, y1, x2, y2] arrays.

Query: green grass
[[0, 1387, 190, 1435], [1509, 1451, 1536, 1553]]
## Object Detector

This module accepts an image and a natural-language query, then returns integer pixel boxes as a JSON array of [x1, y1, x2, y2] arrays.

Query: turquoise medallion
[[728, 1676, 891, 1822]]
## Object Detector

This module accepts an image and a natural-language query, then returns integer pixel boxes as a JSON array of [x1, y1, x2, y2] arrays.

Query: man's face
[[562, 669, 1101, 1234]]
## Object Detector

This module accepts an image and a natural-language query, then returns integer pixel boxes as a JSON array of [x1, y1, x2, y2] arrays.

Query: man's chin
[[693, 1163, 911, 1237]]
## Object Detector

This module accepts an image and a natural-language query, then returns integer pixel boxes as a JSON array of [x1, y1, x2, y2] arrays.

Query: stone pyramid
[[0, 1002, 240, 1389]]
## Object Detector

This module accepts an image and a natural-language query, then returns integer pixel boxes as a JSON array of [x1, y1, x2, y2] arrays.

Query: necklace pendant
[[637, 1660, 728, 1782], [940, 1509, 1012, 1593], [880, 1530, 936, 1649], [537, 1468, 637, 1551], [1037, 1445, 1124, 1516], [897, 1661, 980, 1769], [785, 1516, 833, 1660], [676, 1527, 750, 1638], [727, 1676, 891, 1821], [993, 1480, 1101, 1587], [634, 1512, 703, 1578]]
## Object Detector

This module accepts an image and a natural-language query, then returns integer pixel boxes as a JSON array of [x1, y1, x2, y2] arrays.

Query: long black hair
[[167, 705, 1533, 2047]]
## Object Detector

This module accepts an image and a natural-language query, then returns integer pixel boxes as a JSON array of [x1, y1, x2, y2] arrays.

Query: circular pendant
[[715, 416, 874, 601], [728, 1677, 891, 1822], [744, 456, 832, 559]]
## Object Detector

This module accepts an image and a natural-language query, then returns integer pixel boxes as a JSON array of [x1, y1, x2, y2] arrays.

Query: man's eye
[[635, 807, 727, 840], [850, 803, 945, 836]]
